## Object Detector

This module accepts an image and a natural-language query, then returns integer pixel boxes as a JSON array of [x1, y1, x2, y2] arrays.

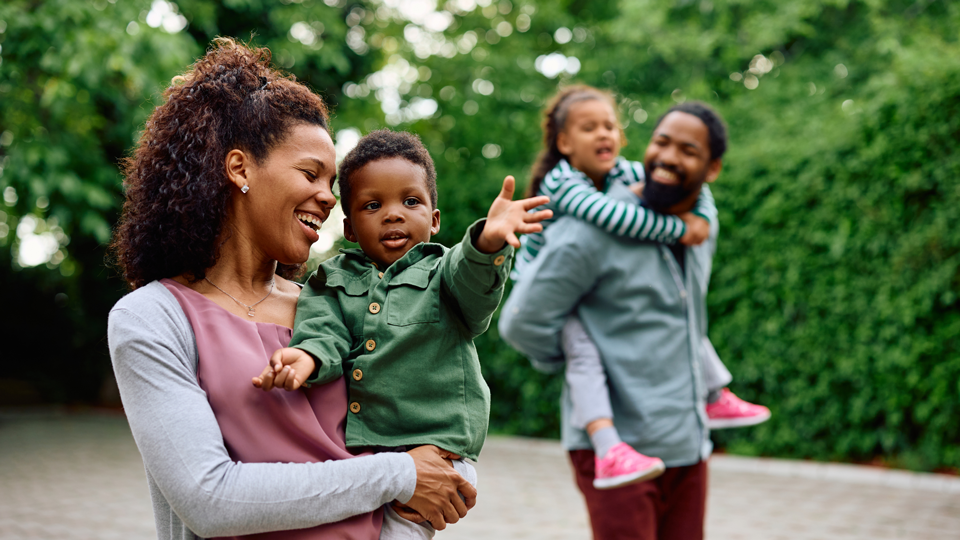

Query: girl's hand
[[252, 347, 315, 391], [678, 212, 710, 246], [403, 445, 476, 530], [476, 175, 553, 254]]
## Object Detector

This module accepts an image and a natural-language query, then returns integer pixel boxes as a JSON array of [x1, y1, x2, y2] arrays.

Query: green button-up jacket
[[292, 220, 513, 461]]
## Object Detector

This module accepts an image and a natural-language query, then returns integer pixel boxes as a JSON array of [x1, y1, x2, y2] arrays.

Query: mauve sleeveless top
[[162, 279, 382, 540]]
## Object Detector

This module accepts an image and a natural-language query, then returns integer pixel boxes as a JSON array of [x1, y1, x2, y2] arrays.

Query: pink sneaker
[[593, 442, 665, 490], [706, 388, 771, 429]]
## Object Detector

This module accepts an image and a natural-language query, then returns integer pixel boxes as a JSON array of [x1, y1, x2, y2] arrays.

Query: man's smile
[[649, 165, 683, 186]]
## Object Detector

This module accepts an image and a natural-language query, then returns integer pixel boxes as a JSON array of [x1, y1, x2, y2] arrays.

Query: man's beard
[[642, 164, 699, 213]]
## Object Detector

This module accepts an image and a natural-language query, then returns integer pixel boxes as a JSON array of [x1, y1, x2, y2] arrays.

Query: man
[[499, 102, 728, 539]]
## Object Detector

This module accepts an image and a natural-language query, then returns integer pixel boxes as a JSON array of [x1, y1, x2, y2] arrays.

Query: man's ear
[[225, 149, 253, 191], [430, 209, 441, 236], [343, 217, 358, 243], [556, 131, 573, 157], [705, 158, 722, 183]]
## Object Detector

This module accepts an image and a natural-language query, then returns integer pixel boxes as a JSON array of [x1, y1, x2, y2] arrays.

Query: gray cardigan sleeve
[[108, 282, 417, 539]]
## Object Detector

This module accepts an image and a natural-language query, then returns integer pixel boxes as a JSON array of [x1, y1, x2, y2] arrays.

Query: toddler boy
[[254, 130, 550, 537]]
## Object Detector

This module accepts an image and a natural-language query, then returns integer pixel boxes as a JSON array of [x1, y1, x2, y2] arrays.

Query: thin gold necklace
[[204, 277, 275, 317]]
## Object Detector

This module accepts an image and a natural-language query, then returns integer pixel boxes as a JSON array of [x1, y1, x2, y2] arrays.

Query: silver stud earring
[[241, 185, 250, 194]]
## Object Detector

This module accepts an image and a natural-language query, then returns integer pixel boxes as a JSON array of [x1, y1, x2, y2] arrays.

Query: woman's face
[[238, 123, 337, 265]]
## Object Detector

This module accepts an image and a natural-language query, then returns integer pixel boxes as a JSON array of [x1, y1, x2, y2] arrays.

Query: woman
[[107, 38, 473, 539]]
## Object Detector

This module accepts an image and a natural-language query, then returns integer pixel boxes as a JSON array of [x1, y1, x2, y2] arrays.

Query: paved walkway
[[1, 411, 959, 539]]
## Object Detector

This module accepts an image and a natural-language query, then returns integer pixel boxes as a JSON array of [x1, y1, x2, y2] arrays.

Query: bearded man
[[500, 102, 729, 539]]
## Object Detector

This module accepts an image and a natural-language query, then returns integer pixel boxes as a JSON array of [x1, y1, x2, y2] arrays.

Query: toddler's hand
[[476, 175, 553, 254], [628, 182, 645, 198], [679, 212, 710, 246], [252, 347, 316, 391]]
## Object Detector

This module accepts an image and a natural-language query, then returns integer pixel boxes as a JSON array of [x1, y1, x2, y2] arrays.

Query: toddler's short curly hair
[[337, 130, 437, 217]]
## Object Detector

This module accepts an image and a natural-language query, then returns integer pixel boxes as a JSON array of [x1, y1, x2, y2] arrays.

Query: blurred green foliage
[[1, 0, 957, 471]]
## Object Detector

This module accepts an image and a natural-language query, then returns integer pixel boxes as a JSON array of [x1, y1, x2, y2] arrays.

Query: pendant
[[247, 309, 256, 317]]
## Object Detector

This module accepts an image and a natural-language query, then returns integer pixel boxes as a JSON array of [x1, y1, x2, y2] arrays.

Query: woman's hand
[[401, 445, 477, 530], [475, 175, 553, 254]]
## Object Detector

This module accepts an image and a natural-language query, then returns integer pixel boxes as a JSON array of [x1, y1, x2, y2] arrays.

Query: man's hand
[[679, 212, 710, 246], [402, 445, 476, 530], [475, 175, 553, 254], [252, 347, 316, 391]]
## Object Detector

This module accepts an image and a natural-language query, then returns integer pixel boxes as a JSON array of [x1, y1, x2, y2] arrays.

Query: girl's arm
[[542, 161, 717, 244], [691, 184, 718, 224]]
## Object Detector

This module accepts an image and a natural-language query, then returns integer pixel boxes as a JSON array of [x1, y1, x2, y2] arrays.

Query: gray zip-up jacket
[[108, 282, 417, 539], [499, 181, 715, 467]]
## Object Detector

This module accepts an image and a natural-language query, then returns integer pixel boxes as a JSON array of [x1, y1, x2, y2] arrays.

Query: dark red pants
[[569, 450, 707, 540]]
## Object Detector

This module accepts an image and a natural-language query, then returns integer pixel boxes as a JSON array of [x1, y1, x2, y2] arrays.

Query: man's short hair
[[654, 102, 728, 161]]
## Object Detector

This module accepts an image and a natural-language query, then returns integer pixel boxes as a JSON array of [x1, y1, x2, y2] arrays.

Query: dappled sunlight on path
[[1, 412, 958, 539]]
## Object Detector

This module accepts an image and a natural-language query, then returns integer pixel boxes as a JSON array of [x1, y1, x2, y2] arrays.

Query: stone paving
[[2, 410, 959, 540]]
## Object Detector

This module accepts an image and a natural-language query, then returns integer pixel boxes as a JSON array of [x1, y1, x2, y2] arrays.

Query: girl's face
[[556, 99, 622, 187], [228, 124, 338, 265]]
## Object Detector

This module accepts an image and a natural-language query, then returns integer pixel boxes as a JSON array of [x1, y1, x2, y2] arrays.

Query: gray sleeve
[[498, 223, 600, 372], [108, 283, 416, 538]]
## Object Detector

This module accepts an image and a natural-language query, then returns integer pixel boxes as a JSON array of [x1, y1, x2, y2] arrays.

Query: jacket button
[[369, 302, 381, 314], [493, 255, 506, 266], [365, 339, 376, 351], [378, 272, 384, 279], [353, 368, 363, 381], [350, 402, 361, 413]]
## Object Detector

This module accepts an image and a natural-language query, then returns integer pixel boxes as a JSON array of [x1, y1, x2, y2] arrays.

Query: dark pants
[[569, 450, 708, 540]]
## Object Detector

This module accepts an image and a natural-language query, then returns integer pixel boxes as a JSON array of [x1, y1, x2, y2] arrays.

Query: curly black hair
[[337, 129, 437, 217], [654, 101, 728, 160], [110, 38, 330, 289]]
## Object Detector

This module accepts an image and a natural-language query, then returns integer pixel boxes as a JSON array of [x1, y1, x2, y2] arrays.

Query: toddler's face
[[342, 157, 440, 269], [556, 99, 622, 186]]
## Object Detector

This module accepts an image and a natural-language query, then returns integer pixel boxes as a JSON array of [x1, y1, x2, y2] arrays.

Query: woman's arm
[[108, 284, 417, 537]]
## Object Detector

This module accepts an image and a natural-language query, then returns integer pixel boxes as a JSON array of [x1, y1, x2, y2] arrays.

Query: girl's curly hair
[[526, 85, 621, 198], [111, 38, 330, 289]]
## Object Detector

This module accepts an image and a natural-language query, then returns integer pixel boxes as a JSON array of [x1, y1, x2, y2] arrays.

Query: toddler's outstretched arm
[[253, 348, 316, 391], [475, 175, 553, 253]]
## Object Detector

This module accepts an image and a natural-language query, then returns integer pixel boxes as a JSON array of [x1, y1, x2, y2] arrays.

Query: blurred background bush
[[0, 0, 957, 472]]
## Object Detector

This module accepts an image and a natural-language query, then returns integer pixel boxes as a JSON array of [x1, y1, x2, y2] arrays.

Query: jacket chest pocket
[[386, 270, 440, 326]]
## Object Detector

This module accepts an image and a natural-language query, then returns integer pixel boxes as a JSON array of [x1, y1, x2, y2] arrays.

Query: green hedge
[[707, 42, 960, 471], [482, 36, 960, 473]]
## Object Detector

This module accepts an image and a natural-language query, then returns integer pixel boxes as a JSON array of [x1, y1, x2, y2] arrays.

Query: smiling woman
[[106, 38, 475, 540]]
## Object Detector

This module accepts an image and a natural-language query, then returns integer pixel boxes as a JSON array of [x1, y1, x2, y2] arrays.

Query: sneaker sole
[[593, 461, 666, 490], [708, 410, 771, 430]]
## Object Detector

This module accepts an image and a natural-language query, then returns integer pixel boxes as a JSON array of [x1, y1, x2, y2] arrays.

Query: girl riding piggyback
[[513, 85, 771, 490]]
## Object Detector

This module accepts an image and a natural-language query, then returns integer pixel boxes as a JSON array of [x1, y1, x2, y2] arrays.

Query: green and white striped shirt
[[513, 157, 717, 280]]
